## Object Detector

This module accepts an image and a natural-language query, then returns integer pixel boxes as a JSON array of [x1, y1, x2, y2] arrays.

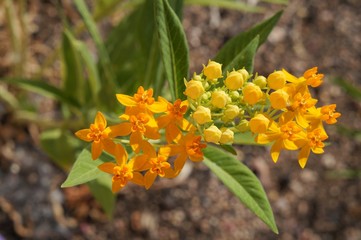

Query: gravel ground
[[1, 0, 361, 239]]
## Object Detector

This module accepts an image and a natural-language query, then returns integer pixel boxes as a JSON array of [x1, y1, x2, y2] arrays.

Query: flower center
[[88, 123, 107, 142], [130, 113, 150, 133], [280, 122, 301, 140], [113, 165, 133, 187], [150, 156, 170, 177]]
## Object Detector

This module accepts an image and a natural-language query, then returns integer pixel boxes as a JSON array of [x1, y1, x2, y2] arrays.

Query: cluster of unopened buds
[[75, 60, 341, 192]]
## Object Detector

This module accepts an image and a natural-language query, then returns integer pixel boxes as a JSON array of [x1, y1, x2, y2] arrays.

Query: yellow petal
[[282, 69, 300, 83], [98, 162, 117, 174], [94, 111, 107, 128], [179, 118, 194, 131], [270, 140, 282, 163], [116, 94, 137, 107], [295, 111, 309, 128], [312, 147, 324, 154], [91, 141, 103, 160], [75, 129, 92, 142], [159, 146, 171, 157], [148, 101, 167, 113], [283, 139, 298, 150], [298, 146, 311, 168], [144, 171, 157, 189]]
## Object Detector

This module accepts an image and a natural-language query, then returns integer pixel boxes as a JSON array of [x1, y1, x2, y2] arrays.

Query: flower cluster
[[184, 60, 340, 168], [75, 60, 340, 192], [75, 87, 206, 192]]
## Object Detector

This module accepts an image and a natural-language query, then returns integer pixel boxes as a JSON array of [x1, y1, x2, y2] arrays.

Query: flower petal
[[102, 138, 116, 155], [174, 153, 188, 174], [148, 101, 167, 113], [109, 123, 132, 137], [91, 141, 103, 160], [144, 171, 157, 189], [98, 162, 116, 174], [116, 94, 137, 107], [94, 111, 107, 128], [270, 140, 282, 163], [75, 129, 92, 142], [298, 146, 311, 168], [112, 178, 124, 193], [114, 144, 128, 166], [131, 172, 144, 186], [130, 131, 143, 153]]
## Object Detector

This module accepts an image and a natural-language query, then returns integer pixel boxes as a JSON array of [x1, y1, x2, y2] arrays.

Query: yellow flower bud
[[237, 68, 250, 81], [253, 75, 267, 88], [237, 119, 250, 132], [184, 80, 205, 100], [211, 90, 229, 108], [267, 71, 286, 90], [204, 125, 222, 143], [203, 60, 222, 80], [224, 70, 245, 90], [269, 89, 289, 109], [242, 83, 263, 105], [193, 106, 212, 125], [249, 114, 270, 134], [223, 105, 240, 121], [220, 128, 234, 144]]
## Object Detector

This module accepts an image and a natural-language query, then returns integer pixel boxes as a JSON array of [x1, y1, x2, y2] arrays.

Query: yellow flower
[[298, 128, 328, 168], [267, 71, 286, 90], [204, 125, 222, 144], [269, 89, 289, 109], [249, 114, 270, 134], [98, 144, 145, 192], [224, 70, 245, 90], [211, 90, 229, 108], [157, 98, 193, 143], [116, 86, 167, 114], [256, 112, 306, 163], [110, 112, 160, 153], [203, 60, 222, 80], [220, 128, 234, 144], [169, 132, 206, 175], [184, 80, 205, 100], [242, 83, 263, 105], [75, 111, 115, 160], [193, 106, 212, 125]]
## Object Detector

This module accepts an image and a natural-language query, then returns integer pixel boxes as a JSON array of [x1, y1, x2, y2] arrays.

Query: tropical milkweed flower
[[98, 144, 145, 192], [75, 111, 115, 160], [193, 106, 212, 125]]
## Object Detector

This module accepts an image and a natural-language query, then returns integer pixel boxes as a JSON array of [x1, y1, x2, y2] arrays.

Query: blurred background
[[0, 0, 360, 239]]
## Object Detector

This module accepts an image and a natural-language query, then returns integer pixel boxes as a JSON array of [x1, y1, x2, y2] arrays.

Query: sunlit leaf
[[203, 145, 278, 234]]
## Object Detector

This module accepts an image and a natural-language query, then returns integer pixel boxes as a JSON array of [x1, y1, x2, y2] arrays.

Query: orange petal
[[174, 153, 188, 174], [141, 141, 156, 158], [91, 141, 103, 160], [131, 172, 144, 186], [94, 111, 107, 128], [165, 124, 181, 143], [130, 131, 143, 153], [112, 178, 124, 193], [102, 138, 116, 155], [114, 144, 128, 166], [116, 94, 137, 107], [98, 162, 117, 174], [144, 171, 157, 189], [144, 126, 160, 140], [156, 115, 170, 129], [131, 154, 151, 171], [109, 123, 132, 137], [75, 129, 92, 142]]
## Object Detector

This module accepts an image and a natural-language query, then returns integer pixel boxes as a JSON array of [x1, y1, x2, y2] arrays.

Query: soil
[[1, 0, 361, 239]]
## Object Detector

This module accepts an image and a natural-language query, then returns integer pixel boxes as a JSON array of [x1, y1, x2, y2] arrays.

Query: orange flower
[[110, 112, 160, 153], [116, 86, 167, 114], [98, 144, 145, 192], [169, 132, 207, 175], [140, 142, 174, 189], [156, 98, 194, 143], [288, 89, 318, 128], [75, 111, 115, 160], [282, 67, 323, 89], [320, 104, 341, 124], [298, 128, 328, 168]]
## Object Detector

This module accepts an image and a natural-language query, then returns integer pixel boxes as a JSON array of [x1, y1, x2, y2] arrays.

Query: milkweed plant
[[60, 0, 340, 234]]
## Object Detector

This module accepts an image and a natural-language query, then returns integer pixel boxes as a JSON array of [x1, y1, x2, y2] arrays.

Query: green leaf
[[220, 144, 237, 155], [222, 35, 259, 74], [214, 11, 282, 67], [62, 29, 85, 105], [203, 145, 278, 234], [40, 129, 83, 170], [154, 0, 189, 100], [61, 147, 114, 188], [87, 174, 115, 219], [1, 77, 80, 108]]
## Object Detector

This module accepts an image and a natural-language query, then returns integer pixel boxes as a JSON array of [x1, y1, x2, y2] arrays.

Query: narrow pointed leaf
[[155, 0, 189, 100], [203, 145, 278, 234], [215, 11, 282, 67]]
